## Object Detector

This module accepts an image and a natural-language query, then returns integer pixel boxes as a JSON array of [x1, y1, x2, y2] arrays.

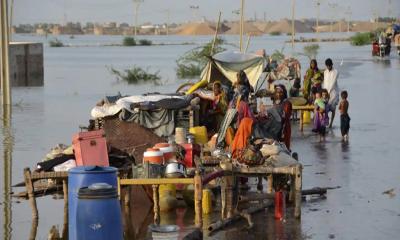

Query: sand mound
[[224, 21, 264, 36], [175, 22, 229, 35], [253, 21, 276, 33], [315, 20, 351, 32], [263, 19, 313, 34], [351, 21, 389, 32]]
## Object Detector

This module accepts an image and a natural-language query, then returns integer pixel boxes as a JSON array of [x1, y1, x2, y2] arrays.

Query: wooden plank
[[120, 178, 194, 185], [30, 171, 68, 180]]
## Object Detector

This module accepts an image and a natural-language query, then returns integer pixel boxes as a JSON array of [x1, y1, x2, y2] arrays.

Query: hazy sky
[[14, 0, 400, 25]]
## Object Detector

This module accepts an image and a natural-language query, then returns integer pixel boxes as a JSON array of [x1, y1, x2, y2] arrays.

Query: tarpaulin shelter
[[186, 51, 267, 94]]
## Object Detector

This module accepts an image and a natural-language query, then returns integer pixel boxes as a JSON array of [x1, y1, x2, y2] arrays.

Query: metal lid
[[69, 166, 117, 174], [78, 183, 118, 199]]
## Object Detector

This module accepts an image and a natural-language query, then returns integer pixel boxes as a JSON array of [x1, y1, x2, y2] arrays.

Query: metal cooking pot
[[165, 162, 186, 178]]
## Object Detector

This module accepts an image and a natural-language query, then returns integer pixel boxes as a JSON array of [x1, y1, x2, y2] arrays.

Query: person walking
[[323, 58, 339, 128]]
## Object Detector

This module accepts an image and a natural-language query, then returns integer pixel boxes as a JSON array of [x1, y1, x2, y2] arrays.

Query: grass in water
[[122, 36, 136, 46], [49, 38, 64, 47], [109, 65, 161, 85]]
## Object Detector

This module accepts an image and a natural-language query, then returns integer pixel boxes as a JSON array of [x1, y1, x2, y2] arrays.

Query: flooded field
[[1, 33, 400, 239]]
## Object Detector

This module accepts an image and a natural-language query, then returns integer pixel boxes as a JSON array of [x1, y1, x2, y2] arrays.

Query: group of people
[[200, 70, 293, 153], [303, 58, 350, 142], [200, 57, 350, 157]]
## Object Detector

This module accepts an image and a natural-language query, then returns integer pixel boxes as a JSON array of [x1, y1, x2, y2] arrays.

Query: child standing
[[339, 90, 350, 141], [313, 91, 327, 142]]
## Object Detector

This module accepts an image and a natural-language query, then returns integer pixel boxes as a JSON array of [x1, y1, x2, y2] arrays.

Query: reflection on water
[[2, 104, 13, 240]]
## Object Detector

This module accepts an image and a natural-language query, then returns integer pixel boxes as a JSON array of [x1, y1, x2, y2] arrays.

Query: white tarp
[[200, 51, 266, 88]]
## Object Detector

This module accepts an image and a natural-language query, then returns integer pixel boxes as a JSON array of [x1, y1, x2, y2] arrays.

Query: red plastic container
[[72, 130, 109, 167], [180, 143, 200, 168], [274, 190, 286, 220]]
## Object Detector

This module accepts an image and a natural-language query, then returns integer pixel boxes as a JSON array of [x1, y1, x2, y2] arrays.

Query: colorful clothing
[[231, 117, 253, 158], [303, 69, 323, 101], [281, 100, 292, 150], [313, 99, 328, 135]]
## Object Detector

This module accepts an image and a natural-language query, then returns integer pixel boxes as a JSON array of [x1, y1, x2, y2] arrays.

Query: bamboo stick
[[244, 34, 251, 53], [194, 171, 203, 228], [210, 11, 222, 55], [62, 180, 68, 239], [152, 185, 160, 225], [24, 168, 38, 219]]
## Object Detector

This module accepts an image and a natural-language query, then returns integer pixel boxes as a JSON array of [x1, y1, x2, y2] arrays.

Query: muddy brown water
[[1, 33, 400, 239]]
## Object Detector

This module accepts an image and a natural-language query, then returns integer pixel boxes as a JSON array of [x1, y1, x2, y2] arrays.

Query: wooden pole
[[211, 11, 222, 55], [152, 184, 160, 225], [62, 180, 68, 239], [9, 0, 14, 38], [1, 0, 11, 105], [239, 0, 245, 52], [24, 168, 38, 219], [267, 174, 273, 194], [294, 165, 302, 218], [291, 0, 295, 50], [194, 170, 203, 228], [316, 1, 320, 42]]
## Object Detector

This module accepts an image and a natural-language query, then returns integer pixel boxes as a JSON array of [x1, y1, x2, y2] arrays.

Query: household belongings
[[72, 129, 109, 167], [91, 94, 193, 138]]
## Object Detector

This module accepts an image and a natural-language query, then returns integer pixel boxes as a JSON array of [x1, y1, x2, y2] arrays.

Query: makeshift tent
[[186, 51, 266, 94]]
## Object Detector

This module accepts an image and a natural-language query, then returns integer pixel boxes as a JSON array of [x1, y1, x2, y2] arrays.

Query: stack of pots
[[154, 143, 175, 164], [143, 148, 164, 178]]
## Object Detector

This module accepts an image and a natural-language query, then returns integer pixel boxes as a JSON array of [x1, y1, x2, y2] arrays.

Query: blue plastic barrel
[[68, 166, 118, 240], [76, 183, 123, 240]]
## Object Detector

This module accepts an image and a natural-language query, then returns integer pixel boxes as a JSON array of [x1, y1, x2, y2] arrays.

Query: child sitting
[[339, 90, 350, 141]]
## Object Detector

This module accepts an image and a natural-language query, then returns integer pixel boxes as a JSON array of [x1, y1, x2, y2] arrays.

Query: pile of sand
[[351, 21, 389, 32], [224, 21, 264, 36], [253, 21, 276, 33], [266, 19, 313, 34], [175, 22, 229, 35], [315, 20, 351, 32]]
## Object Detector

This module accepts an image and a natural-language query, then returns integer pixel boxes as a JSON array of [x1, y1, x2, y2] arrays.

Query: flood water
[[1, 33, 400, 239]]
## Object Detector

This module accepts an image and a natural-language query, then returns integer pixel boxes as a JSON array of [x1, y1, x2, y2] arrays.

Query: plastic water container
[[76, 183, 123, 240], [303, 111, 311, 124], [189, 126, 208, 144], [68, 166, 118, 240]]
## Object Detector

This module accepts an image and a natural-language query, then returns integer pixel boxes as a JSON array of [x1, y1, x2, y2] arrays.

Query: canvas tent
[[186, 51, 266, 94]]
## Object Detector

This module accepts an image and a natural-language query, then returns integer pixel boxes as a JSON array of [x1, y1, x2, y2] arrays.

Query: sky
[[13, 0, 400, 25]]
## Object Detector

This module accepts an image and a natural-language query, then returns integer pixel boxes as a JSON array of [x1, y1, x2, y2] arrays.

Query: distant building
[[51, 22, 83, 35]]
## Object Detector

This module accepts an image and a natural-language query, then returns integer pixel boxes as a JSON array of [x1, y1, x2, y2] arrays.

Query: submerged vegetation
[[49, 38, 64, 47], [122, 36, 137, 46], [138, 39, 152, 46], [350, 32, 374, 46], [303, 44, 320, 60], [109, 65, 161, 85], [176, 37, 226, 79], [270, 31, 282, 36], [123, 36, 153, 46]]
